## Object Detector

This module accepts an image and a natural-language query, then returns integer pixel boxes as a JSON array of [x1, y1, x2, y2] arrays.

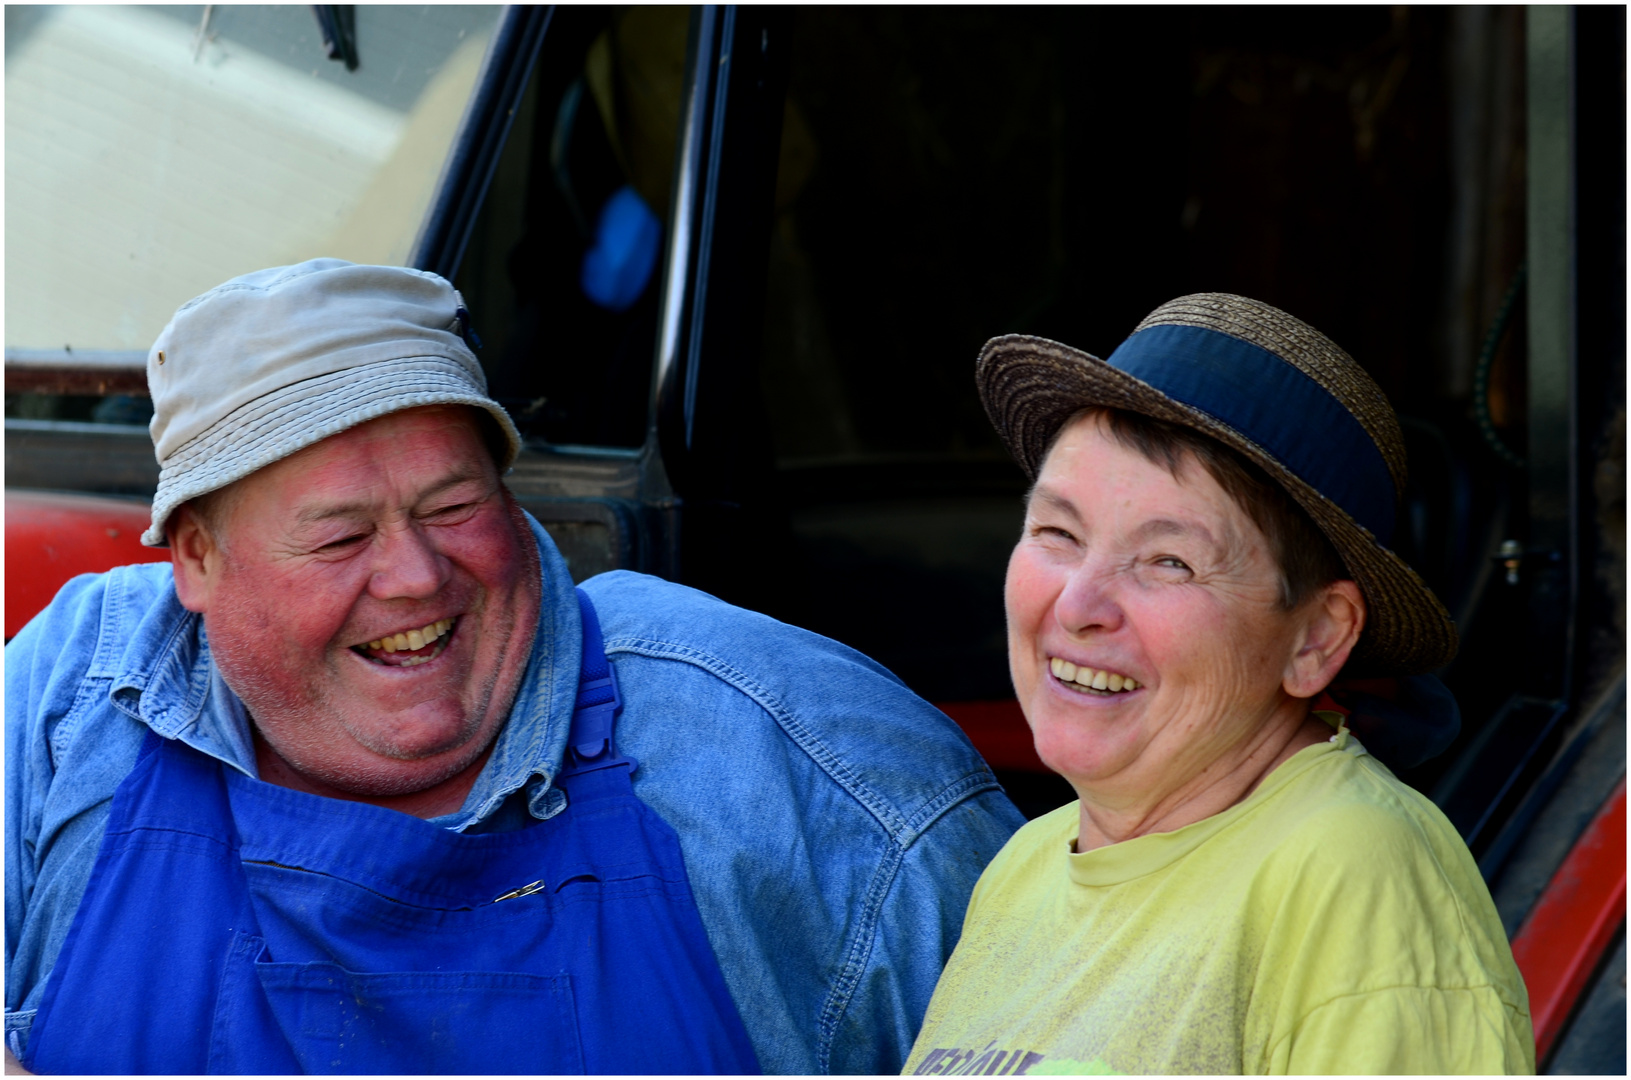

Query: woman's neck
[[1072, 697, 1330, 853]]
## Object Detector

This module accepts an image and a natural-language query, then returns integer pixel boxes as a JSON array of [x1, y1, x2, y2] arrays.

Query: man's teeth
[[368, 618, 454, 654], [1050, 656, 1139, 693]]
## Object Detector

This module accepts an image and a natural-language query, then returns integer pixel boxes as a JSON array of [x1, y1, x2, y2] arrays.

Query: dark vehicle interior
[[6, 6, 1623, 1071], [454, 11, 1627, 1069]]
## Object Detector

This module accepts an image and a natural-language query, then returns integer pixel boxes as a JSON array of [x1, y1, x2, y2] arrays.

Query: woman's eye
[[1156, 556, 1191, 571], [319, 533, 367, 552]]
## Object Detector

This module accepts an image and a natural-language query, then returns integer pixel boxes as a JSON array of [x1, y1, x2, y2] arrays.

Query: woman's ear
[[168, 503, 222, 614], [1283, 580, 1366, 699]]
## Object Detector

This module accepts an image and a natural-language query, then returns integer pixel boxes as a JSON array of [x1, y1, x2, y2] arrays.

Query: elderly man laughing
[[5, 260, 1024, 1074]]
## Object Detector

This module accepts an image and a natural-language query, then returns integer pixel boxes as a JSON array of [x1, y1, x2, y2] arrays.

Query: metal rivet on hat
[[157, 350, 165, 365]]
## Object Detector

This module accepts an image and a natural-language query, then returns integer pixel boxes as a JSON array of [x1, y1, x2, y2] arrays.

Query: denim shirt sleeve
[[5, 569, 157, 1052], [582, 571, 1026, 1074], [827, 789, 1023, 1074]]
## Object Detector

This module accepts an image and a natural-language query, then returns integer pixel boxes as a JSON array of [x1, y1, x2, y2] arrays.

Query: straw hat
[[977, 293, 1456, 675]]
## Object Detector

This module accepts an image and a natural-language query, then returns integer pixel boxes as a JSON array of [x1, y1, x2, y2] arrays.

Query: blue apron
[[25, 590, 760, 1074]]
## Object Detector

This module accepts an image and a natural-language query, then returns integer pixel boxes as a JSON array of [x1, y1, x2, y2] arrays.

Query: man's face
[[1005, 412, 1313, 799], [174, 406, 541, 800]]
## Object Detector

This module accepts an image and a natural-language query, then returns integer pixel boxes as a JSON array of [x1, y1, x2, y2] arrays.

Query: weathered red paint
[[5, 490, 171, 639], [1510, 777, 1627, 1064]]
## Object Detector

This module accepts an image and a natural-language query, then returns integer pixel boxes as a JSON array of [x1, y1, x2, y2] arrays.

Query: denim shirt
[[5, 514, 1024, 1073]]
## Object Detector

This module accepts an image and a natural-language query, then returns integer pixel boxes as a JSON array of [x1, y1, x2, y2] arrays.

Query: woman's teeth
[[1050, 656, 1139, 693]]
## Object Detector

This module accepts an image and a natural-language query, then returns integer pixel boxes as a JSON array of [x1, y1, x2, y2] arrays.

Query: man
[[5, 260, 1024, 1073]]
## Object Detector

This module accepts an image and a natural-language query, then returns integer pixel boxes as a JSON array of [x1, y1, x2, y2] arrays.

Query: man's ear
[[168, 503, 222, 614], [1283, 579, 1366, 699]]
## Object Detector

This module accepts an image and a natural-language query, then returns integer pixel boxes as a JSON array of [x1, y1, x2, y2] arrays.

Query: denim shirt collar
[[105, 512, 583, 831], [437, 514, 582, 829]]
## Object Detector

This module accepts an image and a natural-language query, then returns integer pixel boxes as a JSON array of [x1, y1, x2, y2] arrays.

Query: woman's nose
[[1054, 561, 1125, 636], [368, 522, 450, 601]]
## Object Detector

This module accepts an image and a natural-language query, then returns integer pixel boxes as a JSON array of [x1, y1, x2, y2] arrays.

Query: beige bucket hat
[[141, 259, 521, 547]]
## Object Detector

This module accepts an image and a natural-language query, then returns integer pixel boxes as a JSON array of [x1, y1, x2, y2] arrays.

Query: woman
[[906, 295, 1532, 1075]]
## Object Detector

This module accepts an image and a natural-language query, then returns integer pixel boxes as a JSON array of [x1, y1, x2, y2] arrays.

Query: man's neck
[[252, 729, 495, 820]]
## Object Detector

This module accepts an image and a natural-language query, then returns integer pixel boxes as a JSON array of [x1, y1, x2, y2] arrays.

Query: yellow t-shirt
[[905, 737, 1534, 1075]]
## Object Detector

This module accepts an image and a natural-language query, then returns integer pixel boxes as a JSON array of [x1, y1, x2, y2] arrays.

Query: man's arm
[[5, 581, 80, 1054], [825, 788, 1024, 1075], [586, 570, 1026, 1073], [5, 571, 151, 1057], [4, 584, 79, 997]]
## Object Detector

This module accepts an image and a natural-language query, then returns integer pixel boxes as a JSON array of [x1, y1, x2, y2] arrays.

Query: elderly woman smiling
[[906, 296, 1533, 1075]]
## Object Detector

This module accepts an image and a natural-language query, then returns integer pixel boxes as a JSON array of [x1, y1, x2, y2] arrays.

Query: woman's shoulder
[[966, 800, 1079, 904], [1257, 740, 1466, 864], [1248, 741, 1520, 977], [1238, 741, 1531, 1059], [1008, 799, 1081, 851]]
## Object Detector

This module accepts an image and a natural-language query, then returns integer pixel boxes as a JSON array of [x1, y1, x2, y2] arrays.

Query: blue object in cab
[[580, 184, 661, 311]]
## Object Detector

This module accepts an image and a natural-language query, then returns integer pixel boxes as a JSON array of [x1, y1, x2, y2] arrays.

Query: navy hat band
[[1105, 323, 1397, 545]]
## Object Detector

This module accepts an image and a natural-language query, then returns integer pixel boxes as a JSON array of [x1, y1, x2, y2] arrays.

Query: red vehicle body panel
[[5, 491, 170, 639], [1511, 777, 1627, 1063]]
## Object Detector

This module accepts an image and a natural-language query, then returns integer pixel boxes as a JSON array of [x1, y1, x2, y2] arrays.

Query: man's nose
[[367, 521, 450, 600]]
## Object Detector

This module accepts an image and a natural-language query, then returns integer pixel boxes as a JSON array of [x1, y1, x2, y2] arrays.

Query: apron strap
[[561, 589, 631, 778]]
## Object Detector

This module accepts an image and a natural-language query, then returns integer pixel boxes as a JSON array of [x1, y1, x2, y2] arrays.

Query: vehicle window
[[456, 6, 690, 449], [5, 4, 500, 357]]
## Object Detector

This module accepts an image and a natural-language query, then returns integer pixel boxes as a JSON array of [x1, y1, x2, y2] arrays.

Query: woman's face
[[1006, 413, 1317, 798]]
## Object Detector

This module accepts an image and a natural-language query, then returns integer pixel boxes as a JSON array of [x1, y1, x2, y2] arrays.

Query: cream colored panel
[[6, 6, 492, 351]]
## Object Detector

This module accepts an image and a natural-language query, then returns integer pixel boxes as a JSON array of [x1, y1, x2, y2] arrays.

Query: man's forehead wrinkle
[[292, 501, 376, 526]]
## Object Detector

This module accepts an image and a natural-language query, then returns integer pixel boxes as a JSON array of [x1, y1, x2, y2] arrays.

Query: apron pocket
[[217, 934, 585, 1074]]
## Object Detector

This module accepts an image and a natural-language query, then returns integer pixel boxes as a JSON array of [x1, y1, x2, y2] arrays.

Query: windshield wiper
[[312, 5, 358, 71]]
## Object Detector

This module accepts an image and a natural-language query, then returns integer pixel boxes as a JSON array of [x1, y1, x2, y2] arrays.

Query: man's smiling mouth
[[352, 618, 457, 667], [1050, 656, 1141, 694]]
